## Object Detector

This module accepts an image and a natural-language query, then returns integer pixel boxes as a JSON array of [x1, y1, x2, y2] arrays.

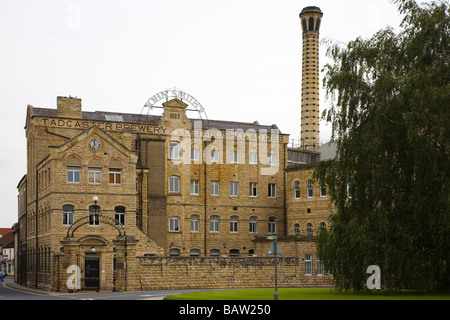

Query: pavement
[[2, 278, 166, 299]]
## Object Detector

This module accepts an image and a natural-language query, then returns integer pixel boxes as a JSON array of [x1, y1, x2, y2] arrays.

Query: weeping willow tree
[[314, 0, 449, 291]]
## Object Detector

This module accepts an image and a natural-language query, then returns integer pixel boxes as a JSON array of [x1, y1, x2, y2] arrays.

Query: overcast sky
[[0, 0, 429, 227]]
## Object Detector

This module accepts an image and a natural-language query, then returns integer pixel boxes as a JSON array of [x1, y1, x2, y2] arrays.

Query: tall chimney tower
[[300, 6, 323, 151]]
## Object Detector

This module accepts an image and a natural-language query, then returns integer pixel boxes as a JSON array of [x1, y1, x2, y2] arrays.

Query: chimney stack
[[300, 6, 323, 151]]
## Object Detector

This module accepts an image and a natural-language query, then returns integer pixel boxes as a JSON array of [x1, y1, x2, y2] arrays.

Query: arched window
[[294, 224, 300, 236], [294, 180, 301, 199], [249, 216, 258, 233], [268, 217, 276, 233], [62, 205, 74, 226], [230, 216, 239, 233], [115, 206, 125, 226], [89, 205, 100, 226], [190, 249, 201, 257], [307, 179, 313, 198], [229, 249, 240, 257], [210, 215, 220, 232], [306, 223, 313, 236], [210, 249, 220, 257], [169, 176, 180, 193], [190, 215, 199, 232], [169, 248, 180, 256]]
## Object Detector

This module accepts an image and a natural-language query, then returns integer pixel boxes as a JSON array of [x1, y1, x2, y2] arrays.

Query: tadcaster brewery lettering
[[40, 118, 168, 134]]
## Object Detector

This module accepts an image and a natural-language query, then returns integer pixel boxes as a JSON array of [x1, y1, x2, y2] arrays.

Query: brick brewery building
[[16, 6, 335, 292]]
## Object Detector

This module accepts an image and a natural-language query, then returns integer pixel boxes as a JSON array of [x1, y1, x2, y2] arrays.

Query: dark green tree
[[315, 0, 450, 291]]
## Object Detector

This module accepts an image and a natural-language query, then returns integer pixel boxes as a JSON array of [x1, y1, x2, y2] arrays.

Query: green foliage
[[315, 0, 450, 291]]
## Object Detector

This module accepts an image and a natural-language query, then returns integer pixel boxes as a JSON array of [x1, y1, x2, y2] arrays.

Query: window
[[320, 222, 327, 229], [109, 159, 123, 185], [67, 167, 81, 184], [169, 142, 180, 159], [229, 249, 240, 257], [169, 248, 180, 256], [268, 154, 277, 166], [190, 249, 201, 257], [249, 183, 258, 197], [115, 206, 125, 226], [190, 180, 199, 195], [169, 217, 180, 232], [211, 181, 219, 196], [89, 205, 100, 226], [88, 168, 102, 184], [320, 184, 327, 197], [191, 149, 200, 161], [230, 216, 239, 233], [317, 260, 324, 275], [210, 249, 220, 257], [211, 150, 220, 163], [169, 176, 180, 193], [229, 151, 238, 163], [307, 179, 313, 198], [249, 152, 257, 164], [294, 224, 300, 236], [210, 215, 220, 232], [109, 169, 122, 185], [268, 217, 276, 233], [230, 182, 238, 197], [62, 205, 74, 226], [305, 254, 312, 275], [249, 216, 258, 233], [268, 184, 276, 198], [306, 223, 313, 236], [190, 215, 199, 232], [294, 181, 301, 199]]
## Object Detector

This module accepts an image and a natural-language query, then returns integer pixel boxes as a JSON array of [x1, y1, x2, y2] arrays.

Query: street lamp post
[[267, 236, 282, 300]]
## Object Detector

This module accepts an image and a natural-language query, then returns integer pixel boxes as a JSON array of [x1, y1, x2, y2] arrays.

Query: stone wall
[[133, 255, 333, 291]]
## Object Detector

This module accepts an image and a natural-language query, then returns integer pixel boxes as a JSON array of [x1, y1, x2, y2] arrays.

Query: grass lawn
[[166, 288, 450, 300]]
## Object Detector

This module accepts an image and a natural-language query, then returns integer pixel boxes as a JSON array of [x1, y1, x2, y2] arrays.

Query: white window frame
[[191, 149, 200, 161], [230, 216, 239, 233], [306, 223, 313, 236], [190, 215, 199, 232], [317, 259, 324, 275], [320, 184, 327, 197], [88, 167, 102, 185], [109, 168, 122, 185], [305, 254, 312, 275], [249, 183, 258, 197], [249, 152, 258, 164], [230, 181, 239, 197], [190, 180, 199, 195], [294, 181, 301, 199], [169, 142, 180, 160], [230, 151, 238, 163], [307, 179, 314, 198], [62, 205, 74, 226], [210, 215, 220, 232], [169, 176, 180, 193], [268, 183, 276, 198], [211, 150, 220, 163], [249, 216, 258, 233], [115, 206, 126, 226], [67, 167, 81, 184], [169, 217, 180, 232], [268, 217, 276, 233], [211, 181, 219, 196]]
